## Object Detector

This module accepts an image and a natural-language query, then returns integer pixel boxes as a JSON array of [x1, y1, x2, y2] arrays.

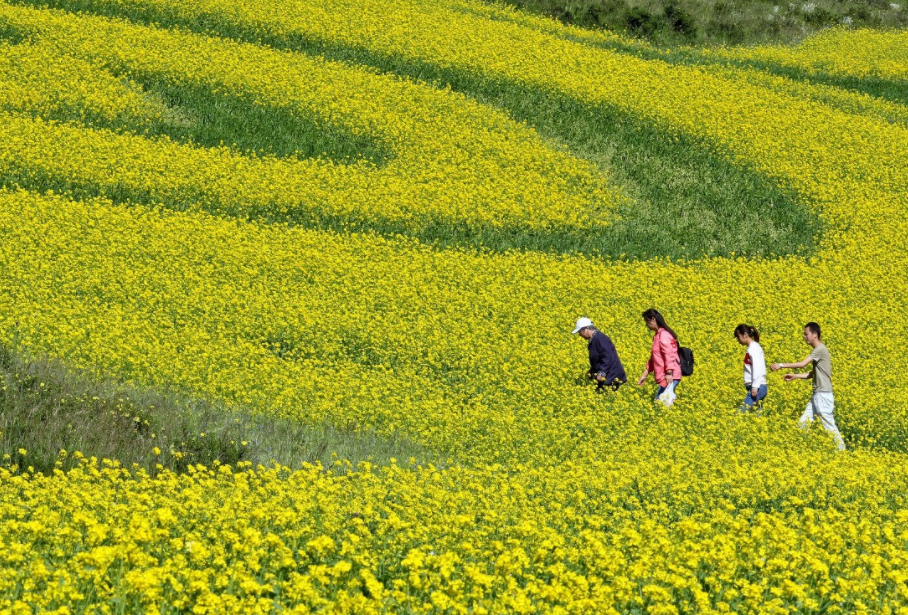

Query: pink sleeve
[[659, 333, 674, 363], [659, 331, 682, 378], [652, 333, 666, 383]]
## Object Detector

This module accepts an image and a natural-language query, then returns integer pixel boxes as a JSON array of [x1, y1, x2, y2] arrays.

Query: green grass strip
[[665, 48, 908, 107], [138, 78, 391, 164]]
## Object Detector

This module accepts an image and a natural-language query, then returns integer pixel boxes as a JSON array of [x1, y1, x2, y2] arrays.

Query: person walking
[[636, 309, 682, 406], [771, 322, 845, 451], [735, 324, 767, 412], [572, 317, 627, 391]]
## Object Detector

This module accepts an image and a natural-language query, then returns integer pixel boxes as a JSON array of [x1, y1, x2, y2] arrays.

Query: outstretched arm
[[784, 371, 813, 382], [771, 356, 812, 371]]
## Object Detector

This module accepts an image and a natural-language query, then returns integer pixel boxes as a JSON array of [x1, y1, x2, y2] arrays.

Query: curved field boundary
[[0, 5, 615, 237], [3, 0, 825, 260], [3, 0, 876, 242]]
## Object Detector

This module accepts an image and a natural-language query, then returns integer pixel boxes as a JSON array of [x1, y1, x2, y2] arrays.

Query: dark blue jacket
[[588, 330, 627, 385]]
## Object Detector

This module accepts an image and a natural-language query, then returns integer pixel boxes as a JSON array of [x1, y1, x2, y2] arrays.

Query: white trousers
[[798, 392, 845, 451]]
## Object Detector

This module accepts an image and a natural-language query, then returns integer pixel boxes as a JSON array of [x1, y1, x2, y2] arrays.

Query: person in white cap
[[572, 317, 627, 391]]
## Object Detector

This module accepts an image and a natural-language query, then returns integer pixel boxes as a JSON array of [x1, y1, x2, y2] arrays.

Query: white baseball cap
[[572, 317, 593, 334]]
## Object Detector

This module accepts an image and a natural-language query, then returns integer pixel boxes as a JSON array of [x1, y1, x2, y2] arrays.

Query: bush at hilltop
[[496, 0, 908, 45]]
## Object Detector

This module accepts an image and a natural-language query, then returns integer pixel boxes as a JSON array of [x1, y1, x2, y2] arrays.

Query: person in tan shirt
[[771, 322, 845, 451]]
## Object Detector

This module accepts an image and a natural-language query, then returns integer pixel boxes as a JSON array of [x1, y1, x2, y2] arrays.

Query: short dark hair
[[804, 322, 821, 339]]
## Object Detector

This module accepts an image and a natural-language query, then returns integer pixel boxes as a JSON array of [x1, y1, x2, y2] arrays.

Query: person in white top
[[734, 324, 767, 412]]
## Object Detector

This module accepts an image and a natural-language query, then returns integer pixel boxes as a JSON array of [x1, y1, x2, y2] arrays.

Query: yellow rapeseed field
[[0, 6, 614, 234], [1, 0, 908, 612]]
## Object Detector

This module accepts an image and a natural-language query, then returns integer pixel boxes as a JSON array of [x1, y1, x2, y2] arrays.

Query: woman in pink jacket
[[636, 308, 682, 406]]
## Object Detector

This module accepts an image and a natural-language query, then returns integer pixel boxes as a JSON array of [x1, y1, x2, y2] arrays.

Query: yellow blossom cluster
[[4, 441, 908, 613], [1, 0, 908, 611], [0, 38, 167, 127]]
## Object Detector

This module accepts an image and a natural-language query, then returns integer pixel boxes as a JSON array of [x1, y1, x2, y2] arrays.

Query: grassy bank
[[493, 0, 908, 46], [0, 344, 433, 475]]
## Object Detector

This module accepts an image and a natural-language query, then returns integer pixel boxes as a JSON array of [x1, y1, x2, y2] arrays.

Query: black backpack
[[679, 346, 695, 376]]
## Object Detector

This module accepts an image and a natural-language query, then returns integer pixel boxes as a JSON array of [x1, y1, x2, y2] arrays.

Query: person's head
[[803, 322, 821, 346], [572, 317, 597, 340], [641, 308, 677, 339], [734, 323, 760, 345], [579, 326, 597, 340]]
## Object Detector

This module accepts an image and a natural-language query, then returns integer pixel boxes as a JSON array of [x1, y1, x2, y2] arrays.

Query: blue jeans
[[654, 379, 680, 405], [741, 384, 767, 411]]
